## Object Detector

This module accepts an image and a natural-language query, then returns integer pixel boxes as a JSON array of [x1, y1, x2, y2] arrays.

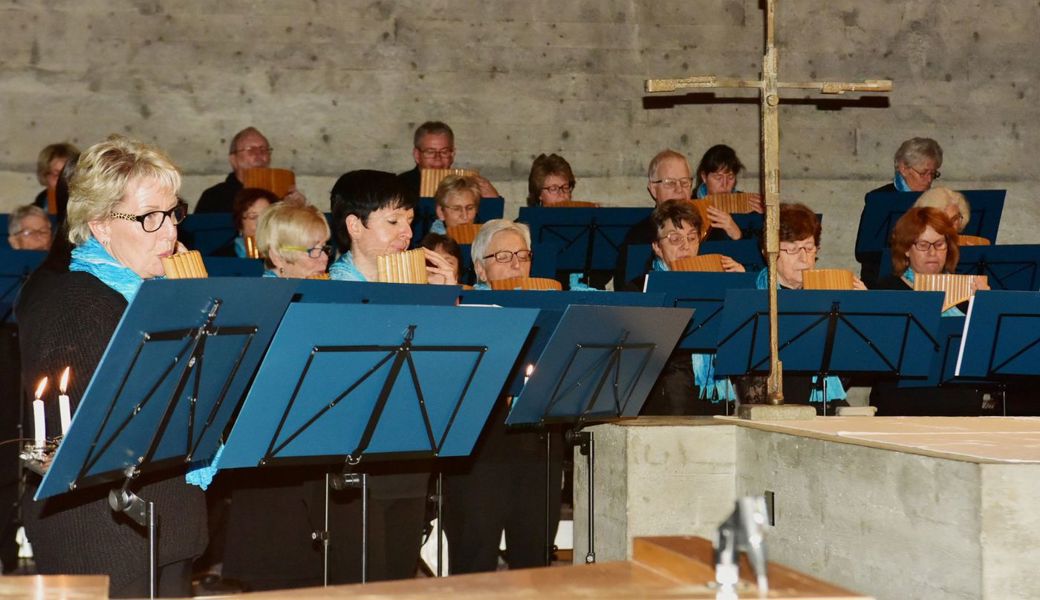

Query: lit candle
[[58, 367, 71, 435], [33, 377, 48, 448], [524, 364, 534, 387]]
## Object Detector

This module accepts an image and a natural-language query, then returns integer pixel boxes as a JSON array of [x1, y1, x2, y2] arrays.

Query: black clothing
[[442, 398, 563, 574], [397, 166, 422, 202], [868, 274, 989, 416], [33, 189, 48, 210], [858, 183, 900, 287], [16, 270, 207, 597], [639, 349, 729, 416], [196, 173, 242, 213]]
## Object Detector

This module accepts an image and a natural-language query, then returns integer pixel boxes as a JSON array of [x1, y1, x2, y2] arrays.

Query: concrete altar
[[574, 416, 1040, 600]]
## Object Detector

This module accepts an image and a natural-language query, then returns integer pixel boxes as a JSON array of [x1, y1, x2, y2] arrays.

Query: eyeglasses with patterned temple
[[280, 244, 334, 258], [110, 202, 188, 233], [13, 227, 52, 239], [911, 239, 947, 252], [650, 177, 694, 190], [483, 249, 533, 263], [909, 166, 940, 180], [233, 145, 273, 156], [542, 183, 573, 195], [779, 244, 818, 256], [659, 231, 699, 246], [419, 148, 455, 159]]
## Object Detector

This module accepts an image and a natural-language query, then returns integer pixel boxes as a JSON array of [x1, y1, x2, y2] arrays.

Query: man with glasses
[[397, 121, 499, 200], [195, 127, 273, 213], [7, 205, 53, 251]]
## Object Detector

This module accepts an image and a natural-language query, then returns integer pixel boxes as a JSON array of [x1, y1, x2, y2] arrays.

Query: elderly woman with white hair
[[913, 186, 970, 233], [15, 135, 205, 598], [872, 137, 944, 194], [7, 204, 53, 251], [470, 218, 533, 288], [442, 217, 563, 575]]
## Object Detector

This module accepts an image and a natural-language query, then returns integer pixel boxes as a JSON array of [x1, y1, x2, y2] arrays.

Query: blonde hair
[[66, 135, 181, 245], [913, 186, 970, 231], [256, 202, 330, 268], [434, 174, 481, 209]]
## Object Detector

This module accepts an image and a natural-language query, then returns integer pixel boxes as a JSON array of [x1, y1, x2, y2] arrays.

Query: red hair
[[889, 207, 959, 276]]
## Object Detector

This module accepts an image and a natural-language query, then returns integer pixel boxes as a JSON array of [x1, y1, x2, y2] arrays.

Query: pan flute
[[377, 248, 428, 284], [308, 272, 330, 280], [913, 273, 986, 312], [243, 235, 260, 259], [668, 253, 726, 273], [802, 269, 855, 290], [445, 223, 482, 244], [545, 200, 598, 208], [161, 251, 208, 279], [705, 192, 757, 214], [958, 234, 991, 247], [419, 168, 478, 198], [241, 167, 296, 199], [488, 276, 562, 291]]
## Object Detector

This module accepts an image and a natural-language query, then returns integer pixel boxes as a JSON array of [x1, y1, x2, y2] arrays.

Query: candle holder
[[19, 438, 60, 476]]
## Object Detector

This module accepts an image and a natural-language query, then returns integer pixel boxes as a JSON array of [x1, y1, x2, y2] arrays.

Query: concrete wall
[[2, 1, 1038, 270]]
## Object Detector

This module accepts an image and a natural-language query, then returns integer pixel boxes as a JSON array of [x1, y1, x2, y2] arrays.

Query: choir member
[[693, 144, 763, 212], [527, 153, 577, 206]]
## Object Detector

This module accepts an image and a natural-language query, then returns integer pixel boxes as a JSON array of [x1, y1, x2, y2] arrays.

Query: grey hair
[[8, 204, 49, 236], [470, 219, 532, 266], [228, 127, 267, 155], [894, 137, 943, 169], [647, 149, 689, 180]]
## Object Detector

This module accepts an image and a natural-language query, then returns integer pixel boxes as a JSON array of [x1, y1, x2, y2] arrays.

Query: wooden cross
[[645, 0, 891, 405]]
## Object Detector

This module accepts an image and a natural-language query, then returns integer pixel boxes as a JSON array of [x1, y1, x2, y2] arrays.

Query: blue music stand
[[877, 245, 1040, 289], [34, 277, 297, 596], [290, 279, 461, 305], [503, 303, 691, 563], [179, 213, 237, 256], [956, 291, 1040, 379], [412, 196, 504, 241], [203, 256, 265, 278], [644, 272, 759, 352], [897, 316, 991, 389], [519, 207, 652, 279], [0, 249, 46, 323], [714, 290, 943, 408]]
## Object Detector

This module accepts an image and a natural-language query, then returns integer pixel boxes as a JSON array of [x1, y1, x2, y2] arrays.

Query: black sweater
[[16, 269, 207, 592]]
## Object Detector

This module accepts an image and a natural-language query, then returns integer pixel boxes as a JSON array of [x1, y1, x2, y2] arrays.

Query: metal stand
[[544, 431, 552, 566], [108, 469, 157, 599], [570, 429, 595, 564], [324, 467, 368, 584], [435, 472, 444, 577]]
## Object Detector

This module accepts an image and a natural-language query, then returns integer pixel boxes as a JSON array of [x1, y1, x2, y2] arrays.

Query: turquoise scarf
[[695, 182, 708, 199], [429, 220, 447, 235], [329, 251, 367, 282], [69, 237, 145, 302], [233, 236, 247, 258], [893, 172, 912, 192], [754, 268, 847, 402]]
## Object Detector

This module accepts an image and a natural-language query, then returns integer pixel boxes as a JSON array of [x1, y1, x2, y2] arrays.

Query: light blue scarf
[[69, 237, 145, 302], [233, 236, 247, 258], [893, 171, 912, 192], [329, 251, 367, 282], [429, 219, 447, 235], [262, 269, 278, 278], [568, 273, 602, 292], [902, 268, 965, 317], [695, 182, 708, 199], [754, 268, 847, 403]]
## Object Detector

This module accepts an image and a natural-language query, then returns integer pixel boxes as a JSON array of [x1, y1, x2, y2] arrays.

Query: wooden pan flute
[[958, 234, 991, 247], [161, 251, 208, 279], [377, 248, 428, 284], [668, 253, 726, 273], [913, 273, 987, 312], [420, 168, 478, 197], [308, 272, 330, 280], [488, 276, 562, 291], [803, 269, 855, 290], [445, 223, 482, 244], [705, 192, 757, 214], [243, 235, 260, 259], [241, 167, 296, 199], [545, 200, 598, 208]]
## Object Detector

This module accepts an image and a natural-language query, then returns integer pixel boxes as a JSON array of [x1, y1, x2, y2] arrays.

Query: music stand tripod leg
[[567, 428, 596, 564], [107, 469, 157, 599]]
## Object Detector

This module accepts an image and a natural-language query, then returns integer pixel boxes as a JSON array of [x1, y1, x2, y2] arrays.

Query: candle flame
[[525, 364, 534, 376], [60, 367, 70, 394], [35, 377, 48, 399]]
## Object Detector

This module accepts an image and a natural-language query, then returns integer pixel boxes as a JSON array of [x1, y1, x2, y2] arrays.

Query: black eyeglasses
[[110, 202, 188, 233], [483, 249, 533, 263], [280, 243, 334, 258]]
